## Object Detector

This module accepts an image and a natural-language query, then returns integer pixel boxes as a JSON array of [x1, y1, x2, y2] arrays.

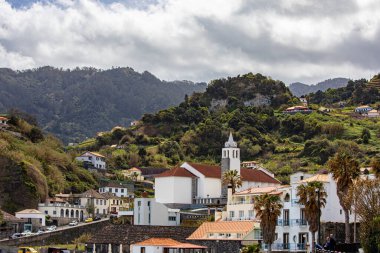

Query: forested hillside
[[0, 67, 206, 143], [308, 76, 380, 105], [289, 78, 349, 97], [0, 113, 97, 213], [73, 73, 380, 184]]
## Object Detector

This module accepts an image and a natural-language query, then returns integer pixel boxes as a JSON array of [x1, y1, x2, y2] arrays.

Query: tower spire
[[225, 132, 237, 148]]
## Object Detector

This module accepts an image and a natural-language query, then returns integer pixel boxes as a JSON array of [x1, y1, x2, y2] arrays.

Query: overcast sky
[[1, 0, 379, 84]]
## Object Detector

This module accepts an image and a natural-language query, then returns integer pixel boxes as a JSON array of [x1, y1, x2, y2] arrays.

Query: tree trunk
[[344, 208, 351, 243], [311, 232, 315, 253], [268, 243, 272, 253]]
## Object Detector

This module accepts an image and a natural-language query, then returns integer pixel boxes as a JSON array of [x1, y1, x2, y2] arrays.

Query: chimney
[[227, 184, 233, 204]]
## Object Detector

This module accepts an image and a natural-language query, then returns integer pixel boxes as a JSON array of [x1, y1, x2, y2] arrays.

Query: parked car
[[21, 230, 33, 237], [93, 215, 101, 221], [69, 220, 78, 226], [46, 225, 57, 232], [84, 217, 93, 223], [48, 247, 70, 253], [9, 233, 22, 239], [35, 230, 44, 235], [18, 247, 38, 253]]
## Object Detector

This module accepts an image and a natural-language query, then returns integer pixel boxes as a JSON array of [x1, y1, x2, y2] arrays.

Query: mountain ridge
[[289, 77, 349, 97]]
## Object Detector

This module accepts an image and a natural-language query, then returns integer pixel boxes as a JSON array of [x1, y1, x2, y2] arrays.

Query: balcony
[[291, 219, 307, 226], [262, 243, 306, 251], [224, 216, 255, 221], [276, 219, 290, 226], [229, 200, 254, 205]]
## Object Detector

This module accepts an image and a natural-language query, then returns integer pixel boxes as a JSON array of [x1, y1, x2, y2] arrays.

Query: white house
[[155, 133, 280, 205], [131, 238, 207, 253], [365, 109, 380, 118], [38, 200, 86, 224], [99, 181, 134, 198], [15, 209, 46, 231], [0, 116, 9, 125], [134, 198, 181, 226], [76, 151, 106, 170], [79, 189, 108, 217], [354, 105, 372, 114], [222, 171, 357, 252]]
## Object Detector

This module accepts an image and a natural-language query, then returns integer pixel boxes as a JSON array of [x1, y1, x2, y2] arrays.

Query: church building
[[155, 133, 280, 205]]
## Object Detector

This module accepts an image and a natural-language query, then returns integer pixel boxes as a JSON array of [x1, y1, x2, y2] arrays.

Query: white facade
[[155, 177, 193, 204], [99, 186, 130, 198], [76, 152, 106, 169], [134, 198, 180, 226], [38, 203, 86, 222], [0, 117, 8, 125], [131, 245, 163, 253], [79, 196, 108, 216], [15, 209, 46, 227]]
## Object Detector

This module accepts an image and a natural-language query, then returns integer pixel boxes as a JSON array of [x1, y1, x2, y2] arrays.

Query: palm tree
[[297, 181, 327, 253], [253, 194, 283, 253], [241, 244, 260, 253], [328, 151, 360, 243], [222, 170, 242, 194]]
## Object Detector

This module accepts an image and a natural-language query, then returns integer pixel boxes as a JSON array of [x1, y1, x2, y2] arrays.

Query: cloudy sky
[[1, 0, 380, 84]]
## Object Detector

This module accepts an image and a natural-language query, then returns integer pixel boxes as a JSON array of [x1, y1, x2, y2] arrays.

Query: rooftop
[[0, 116, 9, 121], [155, 167, 197, 178], [187, 221, 258, 240], [298, 173, 330, 183], [81, 189, 105, 199], [80, 151, 105, 158], [16, 209, 43, 214], [235, 186, 286, 195], [1, 210, 23, 222], [132, 238, 207, 249]]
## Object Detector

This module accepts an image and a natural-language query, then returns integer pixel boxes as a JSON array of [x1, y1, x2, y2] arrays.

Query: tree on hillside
[[328, 151, 360, 243], [297, 181, 327, 253], [222, 170, 242, 194], [350, 178, 380, 253], [362, 128, 371, 144], [253, 194, 282, 253]]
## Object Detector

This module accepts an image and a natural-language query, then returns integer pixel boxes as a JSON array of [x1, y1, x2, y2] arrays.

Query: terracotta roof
[[235, 186, 280, 195], [128, 167, 142, 172], [80, 151, 105, 158], [102, 181, 134, 189], [0, 116, 8, 121], [187, 221, 257, 240], [101, 192, 119, 199], [81, 189, 105, 199], [187, 162, 221, 178], [132, 238, 206, 249], [47, 197, 66, 203], [1, 210, 23, 222], [240, 169, 281, 184], [298, 174, 329, 183], [16, 209, 43, 214], [155, 167, 197, 178]]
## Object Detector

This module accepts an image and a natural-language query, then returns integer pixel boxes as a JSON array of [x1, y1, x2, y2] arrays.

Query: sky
[[1, 0, 380, 84]]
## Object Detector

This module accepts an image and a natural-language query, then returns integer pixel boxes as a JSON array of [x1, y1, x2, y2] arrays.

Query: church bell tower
[[221, 132, 241, 197]]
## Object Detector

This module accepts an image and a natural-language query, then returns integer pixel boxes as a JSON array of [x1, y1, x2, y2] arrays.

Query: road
[[0, 218, 109, 243]]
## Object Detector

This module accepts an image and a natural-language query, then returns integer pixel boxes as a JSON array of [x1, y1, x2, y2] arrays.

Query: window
[[44, 211, 48, 214], [283, 233, 290, 249], [168, 216, 177, 221], [140, 247, 145, 253], [340, 209, 342, 215], [300, 176, 304, 180], [239, 210, 244, 218], [208, 233, 214, 238], [121, 189, 124, 193], [219, 233, 225, 237], [226, 233, 231, 238], [115, 188, 118, 193], [148, 213, 151, 224], [248, 210, 254, 218], [138, 201, 141, 206], [96, 199, 99, 205], [284, 193, 290, 202], [53, 211, 56, 215], [237, 233, 242, 238], [229, 211, 235, 218], [100, 200, 102, 205], [147, 201, 151, 206]]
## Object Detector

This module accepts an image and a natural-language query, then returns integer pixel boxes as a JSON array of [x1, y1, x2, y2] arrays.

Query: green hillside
[[71, 73, 380, 184], [0, 113, 97, 213]]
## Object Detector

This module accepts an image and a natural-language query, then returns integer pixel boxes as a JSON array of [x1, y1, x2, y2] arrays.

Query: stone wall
[[189, 240, 241, 253], [320, 222, 361, 244], [0, 220, 110, 247]]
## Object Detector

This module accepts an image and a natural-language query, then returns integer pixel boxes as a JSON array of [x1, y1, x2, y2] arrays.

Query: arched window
[[284, 193, 290, 202], [60, 209, 64, 217], [65, 209, 69, 217], [71, 209, 74, 217], [76, 210, 79, 218]]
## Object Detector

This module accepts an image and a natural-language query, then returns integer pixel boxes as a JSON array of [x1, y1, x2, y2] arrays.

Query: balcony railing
[[38, 203, 85, 209], [229, 200, 254, 205], [276, 219, 290, 226], [290, 219, 307, 226], [262, 243, 306, 251], [224, 216, 255, 221]]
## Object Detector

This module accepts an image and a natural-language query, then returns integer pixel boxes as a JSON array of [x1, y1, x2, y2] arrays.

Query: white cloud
[[0, 0, 380, 84]]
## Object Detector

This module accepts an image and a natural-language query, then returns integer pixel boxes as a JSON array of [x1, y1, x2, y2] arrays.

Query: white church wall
[[155, 177, 192, 204], [202, 178, 221, 198]]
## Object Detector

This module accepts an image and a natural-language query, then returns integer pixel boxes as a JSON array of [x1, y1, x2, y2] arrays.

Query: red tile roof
[[0, 116, 8, 121], [187, 221, 257, 240], [241, 168, 281, 184], [133, 238, 206, 249], [187, 162, 221, 178], [155, 167, 197, 178]]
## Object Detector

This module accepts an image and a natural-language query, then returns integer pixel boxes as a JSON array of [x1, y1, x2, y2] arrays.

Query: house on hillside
[[299, 97, 308, 106], [99, 181, 134, 198], [130, 238, 207, 253], [0, 210, 24, 238], [283, 106, 312, 114], [0, 116, 9, 125], [76, 151, 106, 170], [154, 133, 280, 206], [121, 167, 144, 181], [38, 198, 86, 225], [354, 105, 372, 114]]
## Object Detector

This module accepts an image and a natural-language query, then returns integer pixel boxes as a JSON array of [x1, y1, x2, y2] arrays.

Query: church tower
[[221, 132, 241, 198]]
